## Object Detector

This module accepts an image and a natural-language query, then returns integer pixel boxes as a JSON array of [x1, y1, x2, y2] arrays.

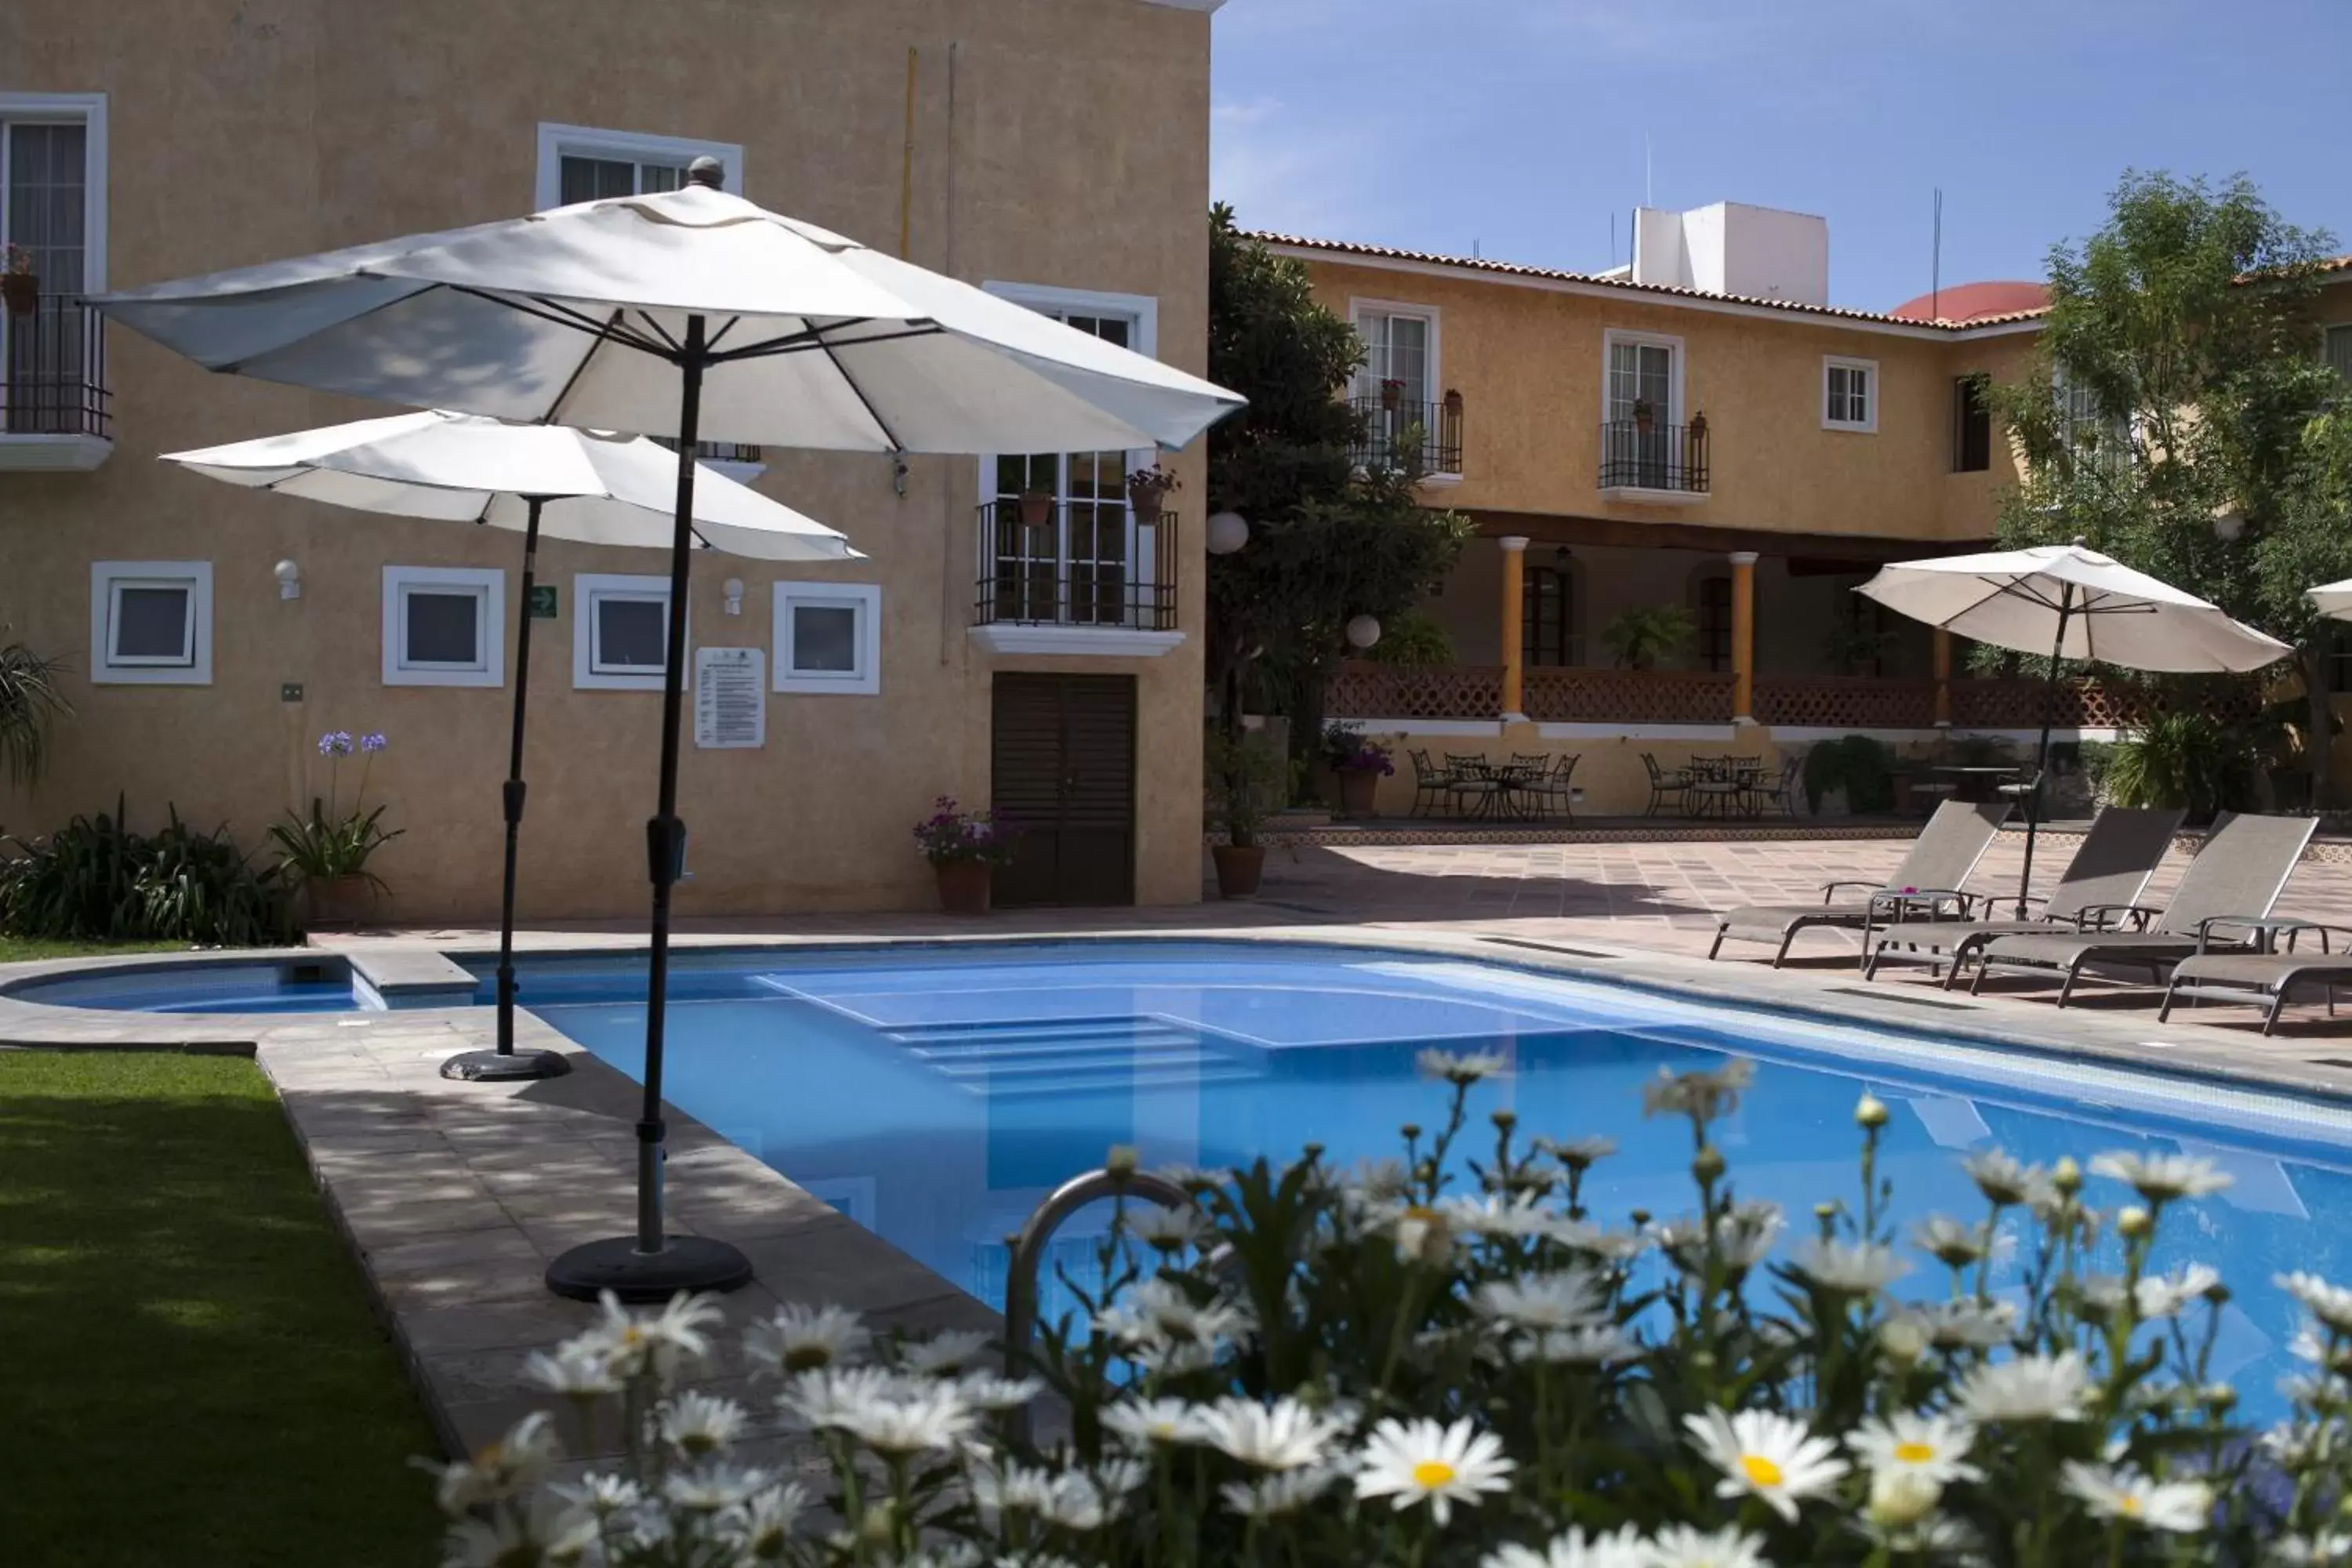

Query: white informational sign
[[693, 647, 766, 750]]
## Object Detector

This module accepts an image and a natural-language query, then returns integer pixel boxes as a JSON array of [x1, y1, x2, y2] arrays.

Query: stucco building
[[1, 0, 1221, 922]]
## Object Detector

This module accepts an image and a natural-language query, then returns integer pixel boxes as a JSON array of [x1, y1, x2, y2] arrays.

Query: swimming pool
[[507, 939, 2352, 1421]]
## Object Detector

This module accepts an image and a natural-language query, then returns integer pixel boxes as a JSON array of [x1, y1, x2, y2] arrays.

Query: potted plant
[[1205, 728, 1288, 898], [1, 244, 36, 318], [1631, 396, 1657, 433], [913, 796, 1014, 913], [1124, 466, 1180, 526], [1320, 720, 1395, 819], [1598, 604, 1695, 670], [267, 730, 402, 927], [1017, 488, 1053, 529], [1378, 377, 1406, 411], [1442, 387, 1464, 417]]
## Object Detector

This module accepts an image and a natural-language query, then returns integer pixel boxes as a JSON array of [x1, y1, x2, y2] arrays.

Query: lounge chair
[[1708, 800, 2011, 967], [1863, 807, 2186, 985], [1970, 812, 2320, 1006], [2160, 922, 2352, 1034]]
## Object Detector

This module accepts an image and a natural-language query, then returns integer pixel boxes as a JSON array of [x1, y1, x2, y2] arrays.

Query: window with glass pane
[[991, 308, 1139, 625], [559, 153, 695, 204], [405, 590, 482, 667], [1606, 339, 1674, 487], [593, 595, 667, 672], [1358, 312, 1430, 405], [791, 605, 859, 673], [5, 120, 90, 434], [111, 585, 191, 664], [1523, 565, 1579, 667], [1952, 376, 1992, 471], [2056, 370, 2130, 475], [2326, 325, 2352, 385], [1695, 575, 1733, 672], [1826, 363, 1870, 426]]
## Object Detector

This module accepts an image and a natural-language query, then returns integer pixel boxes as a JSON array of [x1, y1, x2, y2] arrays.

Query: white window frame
[[1350, 297, 1454, 477], [574, 573, 681, 691], [2, 93, 111, 468], [1600, 329, 1686, 426], [89, 560, 209, 685], [774, 582, 881, 695], [2325, 322, 2352, 383], [1822, 355, 1878, 433], [382, 565, 504, 688], [533, 122, 745, 209]]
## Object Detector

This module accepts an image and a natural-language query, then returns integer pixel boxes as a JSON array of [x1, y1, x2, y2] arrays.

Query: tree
[[1203, 207, 1470, 779], [1987, 171, 2341, 797]]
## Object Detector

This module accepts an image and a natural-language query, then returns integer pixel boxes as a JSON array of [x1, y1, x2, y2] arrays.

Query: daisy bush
[[425, 1055, 2352, 1567]]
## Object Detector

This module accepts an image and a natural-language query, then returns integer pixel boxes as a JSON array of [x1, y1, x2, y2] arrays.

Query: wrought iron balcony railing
[[652, 436, 764, 466], [1349, 395, 1463, 476], [2, 295, 110, 439], [1598, 417, 1709, 495], [974, 499, 1178, 631]]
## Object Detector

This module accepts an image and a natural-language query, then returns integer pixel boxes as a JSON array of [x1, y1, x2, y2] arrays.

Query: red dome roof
[[1888, 280, 2048, 324]]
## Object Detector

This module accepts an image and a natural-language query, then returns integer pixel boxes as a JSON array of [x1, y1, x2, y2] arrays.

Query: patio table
[[1687, 757, 1766, 819], [1932, 764, 2025, 804]]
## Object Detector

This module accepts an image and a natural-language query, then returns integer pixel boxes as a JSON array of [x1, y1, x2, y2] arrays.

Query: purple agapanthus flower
[[360, 731, 388, 753], [318, 730, 355, 757]]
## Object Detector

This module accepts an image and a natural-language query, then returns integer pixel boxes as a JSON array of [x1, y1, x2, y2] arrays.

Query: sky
[[1209, 0, 2352, 314]]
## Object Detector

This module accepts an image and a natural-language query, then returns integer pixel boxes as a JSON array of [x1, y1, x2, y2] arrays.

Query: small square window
[[575, 574, 681, 690], [90, 562, 212, 685], [775, 583, 880, 695], [382, 566, 504, 688], [1823, 357, 1877, 433]]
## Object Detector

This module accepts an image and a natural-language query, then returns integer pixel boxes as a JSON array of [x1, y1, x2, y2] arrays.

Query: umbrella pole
[[2016, 586, 2074, 919], [546, 317, 752, 1302], [445, 496, 569, 1082]]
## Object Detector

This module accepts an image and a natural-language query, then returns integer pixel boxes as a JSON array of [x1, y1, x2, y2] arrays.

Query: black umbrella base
[[441, 1047, 572, 1082], [545, 1235, 755, 1303]]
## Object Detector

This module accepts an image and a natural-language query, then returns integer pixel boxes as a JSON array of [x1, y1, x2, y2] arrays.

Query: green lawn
[[0, 1051, 445, 1566], [0, 937, 199, 964]]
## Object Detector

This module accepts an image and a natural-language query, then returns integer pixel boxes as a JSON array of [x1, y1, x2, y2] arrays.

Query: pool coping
[[8, 924, 2352, 1464]]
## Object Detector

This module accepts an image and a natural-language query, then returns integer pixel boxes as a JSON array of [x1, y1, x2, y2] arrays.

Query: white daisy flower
[[2279, 1272, 2352, 1334], [1220, 1462, 1343, 1520], [1417, 1047, 1508, 1084], [1390, 1203, 1456, 1267], [726, 1481, 810, 1559], [1847, 1410, 1982, 1486], [2059, 1461, 2212, 1533], [1472, 1269, 1609, 1330], [1788, 1236, 1911, 1295], [664, 1464, 771, 1513], [553, 1472, 642, 1518], [525, 1340, 622, 1399], [900, 1328, 993, 1377], [2269, 1531, 2352, 1566], [1864, 1467, 1943, 1528], [840, 1382, 976, 1457], [1682, 1407, 1848, 1523], [778, 1365, 902, 1432], [1195, 1396, 1350, 1472], [1543, 1218, 1649, 1261], [2072, 1273, 2130, 1319], [1904, 1298, 2017, 1350], [432, 1410, 561, 1513], [1345, 1156, 1415, 1202], [1956, 1351, 2091, 1422], [1156, 1162, 1225, 1191], [1640, 1059, 1755, 1120], [1479, 1525, 1648, 1568], [589, 1290, 724, 1384], [1097, 1278, 1251, 1349], [745, 1302, 868, 1375], [442, 1497, 580, 1568], [2089, 1149, 2233, 1203], [1101, 1397, 1207, 1449], [1125, 1203, 1210, 1253], [1352, 1416, 1516, 1526], [2135, 1264, 2222, 1320], [1130, 1338, 1219, 1377], [2260, 1423, 2339, 1467], [1911, 1214, 1991, 1268], [955, 1373, 1042, 1412], [1962, 1147, 2050, 1207], [1639, 1523, 1770, 1568], [1509, 1324, 1639, 1367], [1548, 1134, 1619, 1170], [1443, 1192, 1559, 1238], [1656, 1203, 1783, 1275], [657, 1390, 748, 1457], [1035, 1467, 1137, 1532], [968, 1459, 1057, 1517]]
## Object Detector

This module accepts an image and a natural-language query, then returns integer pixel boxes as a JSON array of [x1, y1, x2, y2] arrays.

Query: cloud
[[1210, 97, 1367, 237]]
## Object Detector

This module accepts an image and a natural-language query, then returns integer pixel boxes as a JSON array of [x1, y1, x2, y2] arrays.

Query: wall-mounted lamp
[[273, 559, 302, 601], [891, 455, 911, 497], [722, 578, 746, 616]]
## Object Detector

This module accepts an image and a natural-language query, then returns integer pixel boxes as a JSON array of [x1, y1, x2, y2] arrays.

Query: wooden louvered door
[[991, 674, 1137, 907]]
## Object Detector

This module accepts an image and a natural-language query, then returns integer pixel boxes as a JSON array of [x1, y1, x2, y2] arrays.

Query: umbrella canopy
[[2309, 579, 2352, 622], [94, 183, 1243, 453], [160, 410, 858, 561], [1857, 541, 2290, 672]]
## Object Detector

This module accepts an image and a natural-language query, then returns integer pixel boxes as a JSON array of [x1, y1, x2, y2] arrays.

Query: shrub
[[1802, 735, 1898, 815], [1599, 605, 1695, 670], [913, 797, 1017, 869], [1205, 729, 1292, 849], [2105, 713, 2261, 824], [1366, 608, 1456, 669], [429, 1061, 2344, 1568], [0, 799, 296, 946], [0, 621, 71, 788], [1319, 722, 1395, 777]]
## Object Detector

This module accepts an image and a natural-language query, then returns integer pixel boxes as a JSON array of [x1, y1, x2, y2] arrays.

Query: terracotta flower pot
[[1127, 490, 1164, 527], [1338, 768, 1381, 819], [1379, 383, 1401, 411], [304, 873, 376, 930], [1, 272, 37, 318], [1017, 490, 1053, 529], [934, 858, 993, 914], [1211, 844, 1265, 899]]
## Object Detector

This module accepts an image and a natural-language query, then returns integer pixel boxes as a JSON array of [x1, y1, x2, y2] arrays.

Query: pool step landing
[[880, 1015, 1264, 1098]]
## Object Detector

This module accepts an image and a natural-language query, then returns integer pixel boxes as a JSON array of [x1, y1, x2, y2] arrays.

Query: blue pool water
[[11, 960, 374, 1014], [516, 940, 2352, 1421]]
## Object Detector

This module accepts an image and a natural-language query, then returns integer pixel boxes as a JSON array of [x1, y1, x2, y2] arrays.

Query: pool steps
[[877, 1015, 1264, 1098]]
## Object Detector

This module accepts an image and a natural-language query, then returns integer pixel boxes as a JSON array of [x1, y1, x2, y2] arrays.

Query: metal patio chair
[[1641, 753, 1690, 817], [1406, 749, 1459, 818]]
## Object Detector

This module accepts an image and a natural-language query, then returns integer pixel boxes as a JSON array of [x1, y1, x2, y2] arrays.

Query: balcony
[[968, 499, 1183, 658], [1348, 394, 1463, 477], [652, 436, 765, 481], [0, 295, 111, 470], [1597, 416, 1708, 503]]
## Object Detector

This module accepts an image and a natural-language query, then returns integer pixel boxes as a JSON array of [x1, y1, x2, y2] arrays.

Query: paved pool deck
[[7, 829, 2352, 1468]]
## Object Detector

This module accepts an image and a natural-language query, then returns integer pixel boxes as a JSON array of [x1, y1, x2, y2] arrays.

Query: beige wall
[[0, 0, 1214, 921], [1301, 257, 2035, 543]]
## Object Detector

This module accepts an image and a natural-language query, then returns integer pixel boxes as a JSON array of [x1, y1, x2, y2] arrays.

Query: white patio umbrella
[[2308, 579, 2352, 621], [162, 409, 858, 1085], [1859, 539, 2292, 916], [95, 165, 1243, 1303]]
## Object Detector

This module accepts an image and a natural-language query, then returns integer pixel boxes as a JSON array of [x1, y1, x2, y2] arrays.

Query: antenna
[[1610, 212, 1617, 268], [1932, 187, 1944, 321], [1472, 238, 1481, 260]]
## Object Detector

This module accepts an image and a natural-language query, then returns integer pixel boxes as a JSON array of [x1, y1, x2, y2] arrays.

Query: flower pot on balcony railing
[[1379, 378, 1404, 412], [1632, 397, 1656, 434], [2, 245, 36, 318], [1443, 388, 1464, 417], [1125, 466, 1180, 527], [1017, 488, 1052, 529]]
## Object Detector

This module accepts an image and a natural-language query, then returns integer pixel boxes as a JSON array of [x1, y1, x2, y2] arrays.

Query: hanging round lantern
[[1205, 510, 1250, 556], [1345, 614, 1381, 650]]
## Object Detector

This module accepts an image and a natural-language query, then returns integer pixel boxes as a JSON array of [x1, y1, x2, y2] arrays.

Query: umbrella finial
[[686, 156, 725, 191]]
